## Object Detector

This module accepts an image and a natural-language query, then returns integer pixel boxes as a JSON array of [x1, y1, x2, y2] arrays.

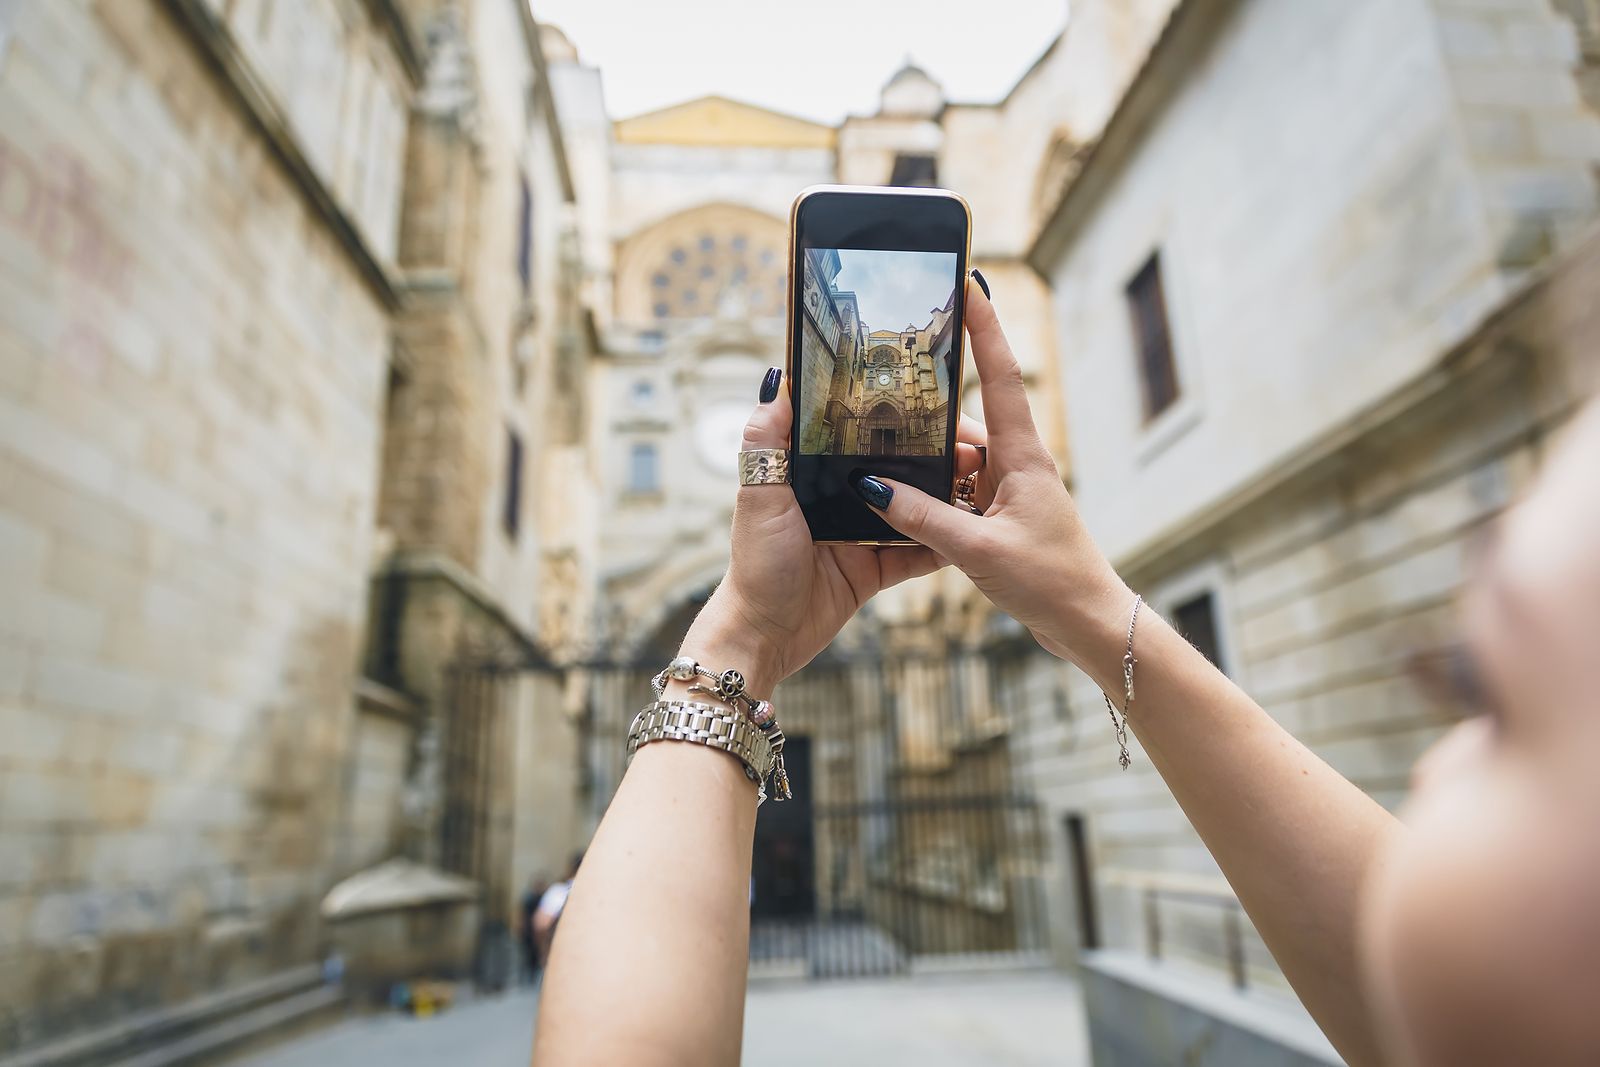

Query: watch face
[[877, 371, 892, 386], [694, 401, 747, 473]]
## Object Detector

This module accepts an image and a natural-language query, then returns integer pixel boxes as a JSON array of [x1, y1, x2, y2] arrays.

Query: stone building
[[795, 247, 956, 457], [545, 1, 1181, 677], [537, 2, 1186, 971], [10, 0, 1593, 1059], [1027, 0, 1600, 1060], [0, 0, 592, 1058]]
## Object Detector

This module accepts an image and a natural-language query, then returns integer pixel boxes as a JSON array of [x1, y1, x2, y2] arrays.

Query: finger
[[875, 546, 948, 591], [955, 442, 984, 481], [742, 367, 790, 449], [736, 368, 796, 522], [855, 475, 985, 565], [958, 413, 988, 447], [964, 274, 1042, 449]]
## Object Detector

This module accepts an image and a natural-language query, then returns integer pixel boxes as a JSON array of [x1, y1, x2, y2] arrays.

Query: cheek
[[1363, 762, 1600, 1064]]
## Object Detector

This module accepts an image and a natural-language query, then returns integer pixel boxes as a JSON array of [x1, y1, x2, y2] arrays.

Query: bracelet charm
[[646, 656, 796, 803]]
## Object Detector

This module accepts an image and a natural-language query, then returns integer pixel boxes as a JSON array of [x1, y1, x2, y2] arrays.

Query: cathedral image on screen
[[796, 247, 959, 456]]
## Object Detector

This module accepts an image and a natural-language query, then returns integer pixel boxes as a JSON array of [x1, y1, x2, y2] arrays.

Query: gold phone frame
[[784, 184, 974, 546]]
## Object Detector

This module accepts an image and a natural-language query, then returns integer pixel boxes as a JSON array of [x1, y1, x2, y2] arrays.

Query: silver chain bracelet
[[1101, 594, 1142, 770], [650, 656, 793, 802]]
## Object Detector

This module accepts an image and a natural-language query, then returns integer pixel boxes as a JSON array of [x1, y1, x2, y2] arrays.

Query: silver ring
[[953, 472, 979, 511], [739, 448, 789, 485]]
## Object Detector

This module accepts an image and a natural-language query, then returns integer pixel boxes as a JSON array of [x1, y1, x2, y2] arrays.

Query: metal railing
[[1141, 884, 1251, 991]]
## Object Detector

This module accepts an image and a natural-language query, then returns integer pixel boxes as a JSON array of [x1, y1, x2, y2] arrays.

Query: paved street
[[236, 971, 1088, 1067]]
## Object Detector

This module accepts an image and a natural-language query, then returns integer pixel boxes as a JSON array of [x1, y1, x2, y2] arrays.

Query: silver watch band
[[626, 700, 774, 785]]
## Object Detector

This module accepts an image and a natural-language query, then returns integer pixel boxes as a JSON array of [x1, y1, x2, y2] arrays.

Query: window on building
[[1126, 252, 1180, 420], [516, 174, 533, 294], [628, 442, 659, 493], [889, 153, 938, 188], [630, 379, 655, 406], [1172, 590, 1224, 672], [503, 427, 524, 538]]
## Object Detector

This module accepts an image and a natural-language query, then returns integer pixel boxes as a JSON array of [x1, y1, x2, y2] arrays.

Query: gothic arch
[[608, 542, 733, 660], [864, 398, 903, 423], [615, 202, 789, 325]]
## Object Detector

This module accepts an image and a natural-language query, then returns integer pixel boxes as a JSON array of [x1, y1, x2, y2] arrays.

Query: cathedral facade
[[796, 248, 956, 456]]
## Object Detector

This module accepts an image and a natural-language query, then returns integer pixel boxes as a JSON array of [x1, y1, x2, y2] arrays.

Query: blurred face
[[1360, 404, 1600, 1066]]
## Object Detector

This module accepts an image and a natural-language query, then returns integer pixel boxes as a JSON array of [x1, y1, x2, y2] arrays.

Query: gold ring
[[739, 448, 790, 485]]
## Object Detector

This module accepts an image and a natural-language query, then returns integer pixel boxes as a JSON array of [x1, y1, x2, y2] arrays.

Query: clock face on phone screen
[[693, 400, 747, 474]]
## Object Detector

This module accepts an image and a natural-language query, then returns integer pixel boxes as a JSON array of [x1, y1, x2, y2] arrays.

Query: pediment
[[614, 95, 836, 149]]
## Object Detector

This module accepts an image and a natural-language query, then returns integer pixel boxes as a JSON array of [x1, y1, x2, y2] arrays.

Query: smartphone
[[785, 185, 971, 544]]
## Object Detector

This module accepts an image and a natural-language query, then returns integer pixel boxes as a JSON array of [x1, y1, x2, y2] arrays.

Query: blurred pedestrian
[[517, 875, 548, 985], [532, 853, 582, 969]]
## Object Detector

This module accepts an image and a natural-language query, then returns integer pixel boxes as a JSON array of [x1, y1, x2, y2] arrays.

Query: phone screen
[[787, 189, 969, 543]]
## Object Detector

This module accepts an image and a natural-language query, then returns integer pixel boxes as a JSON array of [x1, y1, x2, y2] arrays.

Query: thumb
[[853, 475, 984, 565], [735, 367, 796, 525]]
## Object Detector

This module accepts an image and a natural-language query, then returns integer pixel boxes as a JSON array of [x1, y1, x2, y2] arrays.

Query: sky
[[833, 250, 958, 332], [534, 0, 1070, 125]]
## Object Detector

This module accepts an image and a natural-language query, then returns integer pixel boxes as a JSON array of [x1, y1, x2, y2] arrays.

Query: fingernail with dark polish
[[976, 445, 988, 469], [759, 367, 782, 403], [970, 268, 992, 301], [853, 475, 893, 510]]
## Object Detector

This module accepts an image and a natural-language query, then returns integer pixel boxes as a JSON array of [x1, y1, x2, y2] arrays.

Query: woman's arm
[[1073, 600, 1399, 1067], [861, 278, 1399, 1067], [531, 371, 946, 1067], [530, 604, 769, 1067]]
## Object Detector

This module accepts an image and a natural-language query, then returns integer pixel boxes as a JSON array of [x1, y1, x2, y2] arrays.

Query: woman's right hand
[[853, 274, 1134, 687]]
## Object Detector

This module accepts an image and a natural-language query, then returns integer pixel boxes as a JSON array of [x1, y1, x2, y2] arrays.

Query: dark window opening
[[1126, 252, 1179, 420], [888, 152, 938, 188], [502, 428, 524, 538], [1172, 590, 1224, 672], [516, 174, 533, 293]]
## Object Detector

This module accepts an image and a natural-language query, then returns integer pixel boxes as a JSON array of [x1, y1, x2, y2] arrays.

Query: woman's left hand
[[679, 368, 949, 696]]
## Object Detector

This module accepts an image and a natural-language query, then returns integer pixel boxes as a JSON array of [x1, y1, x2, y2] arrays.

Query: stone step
[[0, 967, 344, 1067], [101, 987, 345, 1067]]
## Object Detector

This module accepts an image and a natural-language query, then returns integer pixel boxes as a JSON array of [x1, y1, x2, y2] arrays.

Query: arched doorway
[[863, 400, 900, 456]]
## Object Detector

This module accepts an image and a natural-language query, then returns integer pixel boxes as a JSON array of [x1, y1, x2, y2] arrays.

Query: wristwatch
[[626, 700, 775, 786]]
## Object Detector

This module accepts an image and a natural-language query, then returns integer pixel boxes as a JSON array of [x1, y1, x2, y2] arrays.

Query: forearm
[[532, 607, 769, 1067], [1072, 599, 1400, 1067]]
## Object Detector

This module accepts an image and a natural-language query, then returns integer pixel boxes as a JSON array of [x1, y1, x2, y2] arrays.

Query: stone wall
[[1016, 229, 1600, 996], [1042, 0, 1600, 568], [337, 706, 415, 874], [0, 0, 409, 1048]]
